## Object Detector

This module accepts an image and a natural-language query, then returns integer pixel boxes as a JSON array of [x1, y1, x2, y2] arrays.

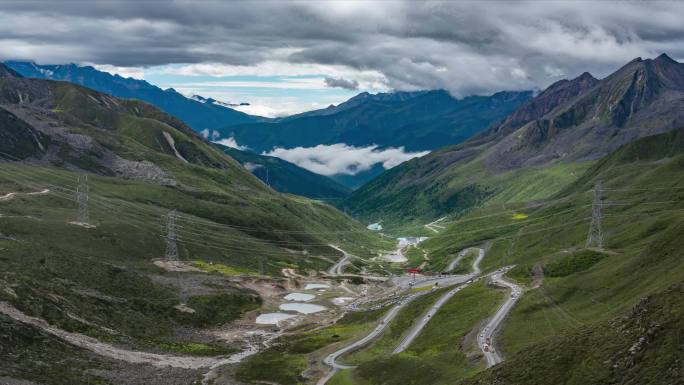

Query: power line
[[0, 162, 599, 246], [0, 166, 345, 257], [2, 155, 683, 257], [0, 154, 591, 238], [0, 160, 368, 236]]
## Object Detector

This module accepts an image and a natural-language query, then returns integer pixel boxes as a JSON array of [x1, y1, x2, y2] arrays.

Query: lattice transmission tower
[[76, 174, 89, 225], [164, 210, 179, 261], [586, 182, 604, 249]]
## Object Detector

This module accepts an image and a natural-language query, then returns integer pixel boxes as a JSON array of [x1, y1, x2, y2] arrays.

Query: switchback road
[[477, 270, 522, 366], [447, 247, 480, 272], [327, 245, 351, 276], [319, 247, 486, 384], [393, 248, 486, 354]]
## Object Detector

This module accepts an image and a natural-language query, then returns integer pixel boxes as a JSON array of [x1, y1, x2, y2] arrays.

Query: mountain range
[[4, 61, 261, 133], [221, 89, 532, 153], [343, 54, 684, 224], [6, 61, 533, 191]]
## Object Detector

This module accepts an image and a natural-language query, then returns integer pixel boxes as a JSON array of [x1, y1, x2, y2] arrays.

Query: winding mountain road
[[447, 247, 480, 272], [327, 245, 351, 276], [392, 249, 484, 354], [319, 247, 486, 384], [477, 270, 522, 367], [317, 291, 426, 385]]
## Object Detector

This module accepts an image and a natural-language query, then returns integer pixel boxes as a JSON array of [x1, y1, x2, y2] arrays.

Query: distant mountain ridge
[[5, 60, 532, 192], [343, 54, 684, 223], [4, 61, 261, 133], [223, 89, 532, 153], [277, 90, 433, 121]]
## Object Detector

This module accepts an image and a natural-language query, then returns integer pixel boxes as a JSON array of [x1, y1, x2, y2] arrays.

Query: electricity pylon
[[586, 182, 603, 249], [76, 174, 89, 225], [164, 210, 179, 261]]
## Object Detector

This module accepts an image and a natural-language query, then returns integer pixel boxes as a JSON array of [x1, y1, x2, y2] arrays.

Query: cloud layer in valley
[[214, 137, 248, 151], [264, 143, 429, 176]]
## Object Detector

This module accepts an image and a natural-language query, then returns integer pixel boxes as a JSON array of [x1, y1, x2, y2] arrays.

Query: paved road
[[392, 249, 485, 354], [392, 283, 468, 354], [447, 247, 480, 272], [392, 249, 483, 290], [391, 247, 485, 290], [327, 245, 351, 276], [319, 247, 486, 384], [318, 291, 429, 384], [477, 270, 523, 367]]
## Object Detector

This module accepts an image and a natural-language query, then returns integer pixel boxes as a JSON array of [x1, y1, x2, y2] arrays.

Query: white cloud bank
[[264, 143, 429, 176], [213, 137, 247, 150]]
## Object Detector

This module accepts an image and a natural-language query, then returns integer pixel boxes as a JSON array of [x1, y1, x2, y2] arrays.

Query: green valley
[[1, 7, 684, 385]]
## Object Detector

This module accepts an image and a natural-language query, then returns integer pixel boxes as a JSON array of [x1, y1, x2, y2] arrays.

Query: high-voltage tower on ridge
[[586, 182, 604, 249], [76, 174, 89, 225], [165, 210, 179, 261]]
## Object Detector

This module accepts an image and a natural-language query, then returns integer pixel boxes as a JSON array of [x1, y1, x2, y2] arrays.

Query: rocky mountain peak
[[576, 71, 597, 83], [654, 52, 676, 64], [593, 53, 684, 127], [488, 70, 599, 136]]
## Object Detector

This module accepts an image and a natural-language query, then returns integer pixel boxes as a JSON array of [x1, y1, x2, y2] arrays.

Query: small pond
[[304, 283, 330, 290], [279, 303, 328, 314], [284, 293, 316, 302], [255, 313, 297, 324]]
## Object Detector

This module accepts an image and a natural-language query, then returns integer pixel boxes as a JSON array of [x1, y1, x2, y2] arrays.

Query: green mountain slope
[[333, 125, 684, 385], [344, 54, 684, 226], [0, 63, 385, 261], [0, 65, 391, 384], [218, 145, 351, 199]]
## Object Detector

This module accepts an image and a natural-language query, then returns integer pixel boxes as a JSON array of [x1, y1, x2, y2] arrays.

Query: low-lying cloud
[[264, 143, 429, 176], [243, 162, 264, 172], [214, 137, 247, 150]]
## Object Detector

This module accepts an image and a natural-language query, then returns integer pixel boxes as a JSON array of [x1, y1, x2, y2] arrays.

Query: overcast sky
[[2, 0, 683, 116]]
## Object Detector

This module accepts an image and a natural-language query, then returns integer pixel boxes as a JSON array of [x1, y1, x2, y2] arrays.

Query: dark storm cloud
[[1, 1, 684, 95], [324, 77, 359, 90]]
